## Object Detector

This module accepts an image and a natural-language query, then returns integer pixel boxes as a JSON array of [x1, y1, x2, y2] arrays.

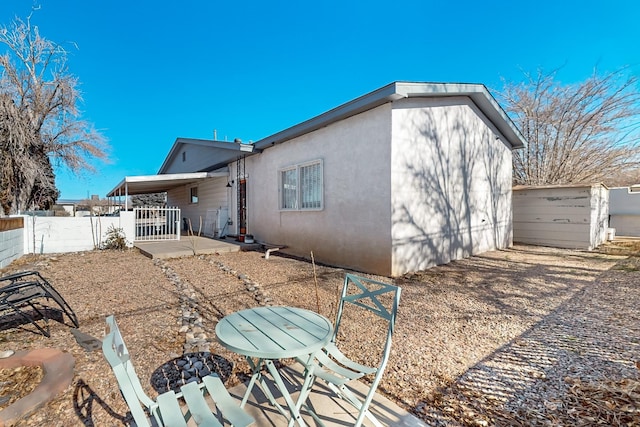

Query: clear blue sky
[[0, 0, 638, 199]]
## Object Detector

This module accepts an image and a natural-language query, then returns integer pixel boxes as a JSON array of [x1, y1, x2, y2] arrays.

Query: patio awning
[[106, 170, 228, 198]]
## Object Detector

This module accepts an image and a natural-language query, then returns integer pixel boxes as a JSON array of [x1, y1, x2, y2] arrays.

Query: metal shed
[[513, 184, 609, 250]]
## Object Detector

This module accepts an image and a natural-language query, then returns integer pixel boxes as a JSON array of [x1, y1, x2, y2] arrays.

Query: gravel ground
[[0, 243, 638, 426]]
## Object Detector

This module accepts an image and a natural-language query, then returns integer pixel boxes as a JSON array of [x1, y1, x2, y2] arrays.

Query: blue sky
[[0, 0, 638, 199]]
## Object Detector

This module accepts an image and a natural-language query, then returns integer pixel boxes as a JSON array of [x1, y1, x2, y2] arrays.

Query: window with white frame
[[279, 160, 323, 210], [190, 186, 198, 204]]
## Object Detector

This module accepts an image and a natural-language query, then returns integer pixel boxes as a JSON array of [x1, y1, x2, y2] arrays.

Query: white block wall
[[22, 215, 132, 254], [0, 228, 24, 268]]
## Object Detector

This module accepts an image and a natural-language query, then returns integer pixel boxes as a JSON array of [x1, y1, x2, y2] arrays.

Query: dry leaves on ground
[[0, 366, 43, 411], [0, 242, 637, 426]]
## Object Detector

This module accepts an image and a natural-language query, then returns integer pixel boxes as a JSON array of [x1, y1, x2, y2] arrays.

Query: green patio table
[[216, 306, 333, 427]]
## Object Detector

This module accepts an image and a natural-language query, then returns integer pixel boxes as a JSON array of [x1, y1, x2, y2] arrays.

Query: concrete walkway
[[229, 364, 426, 427], [135, 236, 257, 259]]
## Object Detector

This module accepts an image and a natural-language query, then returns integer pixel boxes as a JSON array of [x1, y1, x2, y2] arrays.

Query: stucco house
[[108, 82, 526, 276]]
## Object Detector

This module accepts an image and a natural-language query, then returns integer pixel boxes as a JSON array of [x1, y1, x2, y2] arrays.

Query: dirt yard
[[0, 241, 638, 426]]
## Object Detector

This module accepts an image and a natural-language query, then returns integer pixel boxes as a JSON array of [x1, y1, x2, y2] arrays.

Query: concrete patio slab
[[228, 364, 426, 427], [135, 236, 258, 259]]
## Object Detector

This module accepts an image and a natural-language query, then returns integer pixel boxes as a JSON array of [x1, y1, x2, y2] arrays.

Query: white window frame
[[278, 159, 323, 211], [189, 186, 199, 204]]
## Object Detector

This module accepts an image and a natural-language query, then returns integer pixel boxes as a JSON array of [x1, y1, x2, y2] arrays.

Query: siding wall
[[162, 144, 229, 174], [166, 177, 229, 236], [513, 185, 609, 250], [609, 187, 640, 236], [391, 97, 514, 275]]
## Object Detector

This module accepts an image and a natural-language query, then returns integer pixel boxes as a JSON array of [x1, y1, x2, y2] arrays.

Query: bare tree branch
[[0, 14, 108, 214], [498, 68, 640, 186]]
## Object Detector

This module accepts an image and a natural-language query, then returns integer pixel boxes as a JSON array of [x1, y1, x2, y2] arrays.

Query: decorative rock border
[[208, 258, 275, 306], [154, 256, 276, 357], [154, 259, 210, 355], [0, 348, 74, 427]]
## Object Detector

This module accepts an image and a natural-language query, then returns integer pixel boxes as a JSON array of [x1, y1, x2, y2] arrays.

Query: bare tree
[[0, 14, 107, 214], [498, 68, 640, 185]]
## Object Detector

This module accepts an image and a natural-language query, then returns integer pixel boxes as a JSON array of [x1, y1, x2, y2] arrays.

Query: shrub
[[101, 225, 130, 250]]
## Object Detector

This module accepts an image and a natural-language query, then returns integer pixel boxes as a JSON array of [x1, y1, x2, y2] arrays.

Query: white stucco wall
[[166, 177, 230, 237], [589, 184, 609, 247], [513, 184, 609, 250], [247, 104, 394, 275], [390, 97, 514, 275]]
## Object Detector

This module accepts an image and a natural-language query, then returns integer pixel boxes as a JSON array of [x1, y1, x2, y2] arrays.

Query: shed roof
[[513, 183, 609, 191]]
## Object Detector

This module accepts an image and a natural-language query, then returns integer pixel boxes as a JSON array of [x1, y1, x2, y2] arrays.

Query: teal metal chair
[[307, 274, 401, 427], [102, 315, 254, 427]]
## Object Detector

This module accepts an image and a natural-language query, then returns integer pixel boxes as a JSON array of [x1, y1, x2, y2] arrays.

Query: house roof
[[158, 137, 256, 174], [253, 81, 527, 150], [106, 82, 525, 198], [106, 171, 228, 198]]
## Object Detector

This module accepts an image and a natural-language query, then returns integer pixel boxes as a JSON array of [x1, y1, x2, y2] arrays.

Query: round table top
[[215, 306, 333, 359]]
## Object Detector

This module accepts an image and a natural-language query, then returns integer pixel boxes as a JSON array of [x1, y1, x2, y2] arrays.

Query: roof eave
[[106, 171, 227, 197], [254, 81, 527, 151]]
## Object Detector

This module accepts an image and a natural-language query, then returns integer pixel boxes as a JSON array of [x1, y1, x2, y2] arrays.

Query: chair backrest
[[334, 274, 401, 368], [0, 271, 79, 329], [102, 315, 156, 427]]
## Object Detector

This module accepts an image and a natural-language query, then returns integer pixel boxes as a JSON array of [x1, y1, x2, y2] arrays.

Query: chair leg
[[5, 301, 50, 337], [334, 383, 384, 427]]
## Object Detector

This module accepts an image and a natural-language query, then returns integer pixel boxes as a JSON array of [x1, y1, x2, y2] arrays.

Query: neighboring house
[[609, 185, 640, 237], [512, 184, 609, 250], [55, 197, 124, 217], [108, 82, 526, 276]]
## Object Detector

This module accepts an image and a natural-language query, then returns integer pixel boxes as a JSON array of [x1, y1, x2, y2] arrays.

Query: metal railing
[[134, 206, 181, 241]]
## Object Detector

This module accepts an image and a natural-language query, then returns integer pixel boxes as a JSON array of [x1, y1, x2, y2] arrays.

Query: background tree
[[499, 68, 640, 186], [0, 14, 107, 214], [131, 192, 167, 207]]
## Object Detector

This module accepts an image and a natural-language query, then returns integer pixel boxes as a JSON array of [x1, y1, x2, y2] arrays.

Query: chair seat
[[102, 315, 255, 427]]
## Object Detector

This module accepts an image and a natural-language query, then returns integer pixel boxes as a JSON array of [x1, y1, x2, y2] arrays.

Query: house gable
[[254, 82, 525, 153], [159, 138, 256, 175]]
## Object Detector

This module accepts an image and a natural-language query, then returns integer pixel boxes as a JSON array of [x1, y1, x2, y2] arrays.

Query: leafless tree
[[0, 14, 107, 214], [498, 68, 640, 186]]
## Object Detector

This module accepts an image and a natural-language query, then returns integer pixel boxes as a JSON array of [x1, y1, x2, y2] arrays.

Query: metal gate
[[134, 206, 181, 241]]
